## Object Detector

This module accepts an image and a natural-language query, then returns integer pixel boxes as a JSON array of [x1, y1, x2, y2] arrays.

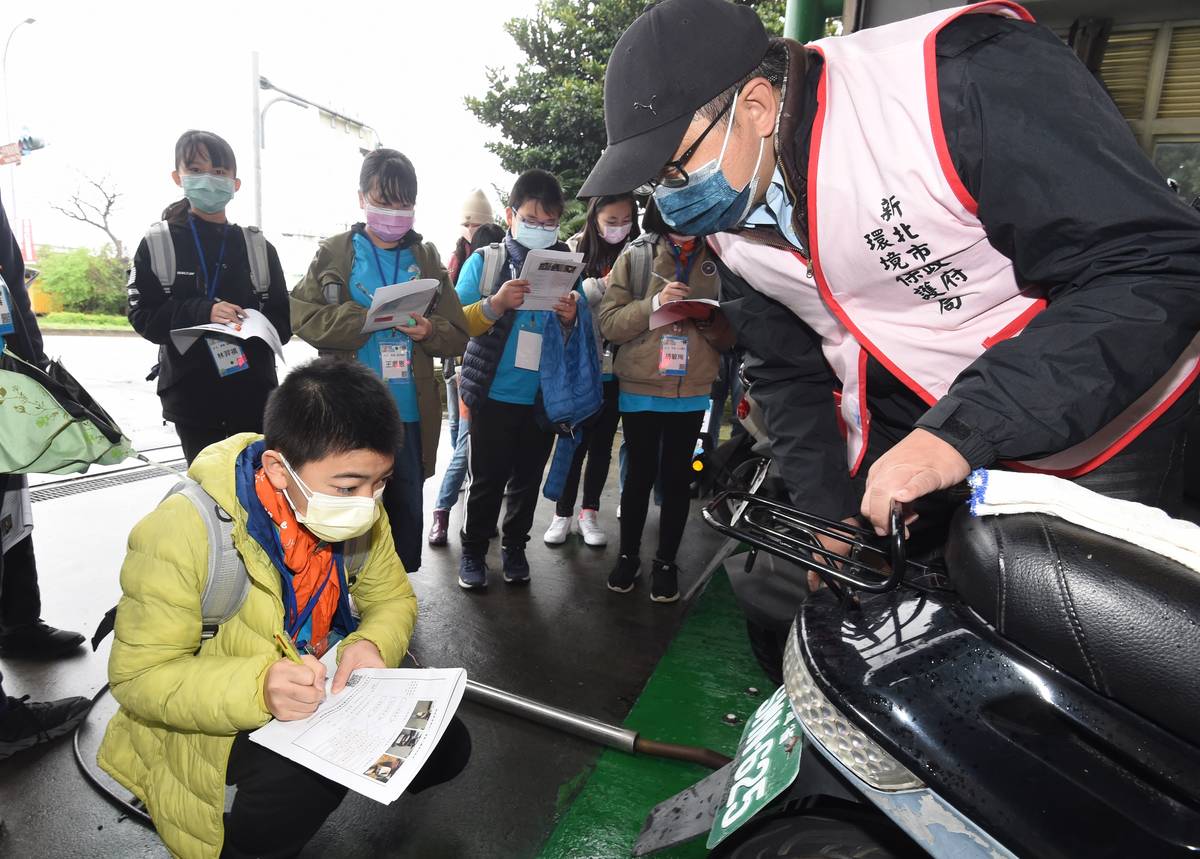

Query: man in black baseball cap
[[584, 0, 1200, 548], [579, 0, 768, 198]]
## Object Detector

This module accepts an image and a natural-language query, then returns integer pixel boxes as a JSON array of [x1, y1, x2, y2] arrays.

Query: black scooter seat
[[946, 509, 1200, 747]]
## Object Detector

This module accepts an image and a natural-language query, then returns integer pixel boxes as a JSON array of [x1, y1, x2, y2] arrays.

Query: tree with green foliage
[[36, 247, 128, 315], [467, 0, 785, 235]]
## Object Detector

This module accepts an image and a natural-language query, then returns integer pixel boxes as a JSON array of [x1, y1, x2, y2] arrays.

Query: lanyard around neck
[[188, 215, 230, 301], [670, 242, 699, 285], [369, 240, 403, 287]]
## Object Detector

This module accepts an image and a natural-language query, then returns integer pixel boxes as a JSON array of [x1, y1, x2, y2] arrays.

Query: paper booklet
[[517, 249, 585, 311], [250, 649, 467, 805], [169, 308, 286, 362], [649, 298, 720, 330], [360, 279, 441, 334]]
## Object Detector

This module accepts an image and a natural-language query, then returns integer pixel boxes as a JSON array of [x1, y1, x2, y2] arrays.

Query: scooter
[[635, 492, 1200, 857]]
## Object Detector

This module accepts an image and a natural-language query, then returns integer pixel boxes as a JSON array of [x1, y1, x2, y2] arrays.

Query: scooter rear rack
[[703, 491, 926, 597]]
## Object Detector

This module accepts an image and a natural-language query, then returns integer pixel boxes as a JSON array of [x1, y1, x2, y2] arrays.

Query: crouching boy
[[98, 358, 469, 859]]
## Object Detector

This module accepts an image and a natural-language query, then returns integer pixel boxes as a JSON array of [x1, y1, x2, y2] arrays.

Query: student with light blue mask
[[454, 169, 584, 590]]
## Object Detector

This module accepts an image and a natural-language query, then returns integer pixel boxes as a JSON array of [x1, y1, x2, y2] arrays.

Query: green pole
[[785, 0, 844, 42]]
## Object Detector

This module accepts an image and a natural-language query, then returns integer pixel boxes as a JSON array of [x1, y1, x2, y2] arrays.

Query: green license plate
[[707, 685, 804, 849]]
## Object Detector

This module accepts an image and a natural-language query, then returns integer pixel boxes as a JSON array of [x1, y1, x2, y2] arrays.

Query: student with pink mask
[[291, 149, 469, 574]]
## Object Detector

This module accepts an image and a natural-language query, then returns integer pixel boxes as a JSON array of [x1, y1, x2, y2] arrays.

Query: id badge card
[[0, 283, 14, 337], [207, 337, 249, 377], [380, 340, 411, 382], [515, 329, 542, 372], [658, 334, 689, 377]]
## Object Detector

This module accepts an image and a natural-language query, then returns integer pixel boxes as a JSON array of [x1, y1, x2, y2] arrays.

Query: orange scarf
[[254, 468, 341, 655]]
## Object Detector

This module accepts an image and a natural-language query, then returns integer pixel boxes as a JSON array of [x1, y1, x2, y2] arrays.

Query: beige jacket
[[598, 238, 733, 399]]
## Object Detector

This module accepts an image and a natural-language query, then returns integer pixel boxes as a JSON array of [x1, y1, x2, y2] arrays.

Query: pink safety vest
[[710, 0, 1200, 477]]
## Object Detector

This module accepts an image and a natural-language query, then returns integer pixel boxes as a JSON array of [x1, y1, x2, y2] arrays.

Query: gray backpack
[[623, 231, 660, 300], [92, 477, 370, 649], [166, 477, 370, 639], [144, 220, 271, 302], [477, 242, 509, 298]]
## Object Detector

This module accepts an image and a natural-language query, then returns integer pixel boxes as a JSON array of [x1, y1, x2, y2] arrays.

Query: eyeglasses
[[518, 214, 560, 230], [642, 95, 735, 191]]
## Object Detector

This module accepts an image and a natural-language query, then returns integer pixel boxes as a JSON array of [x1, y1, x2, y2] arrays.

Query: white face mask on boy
[[277, 455, 382, 543]]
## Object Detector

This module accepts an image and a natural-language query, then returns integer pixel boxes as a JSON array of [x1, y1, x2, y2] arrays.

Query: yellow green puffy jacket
[[97, 434, 417, 859]]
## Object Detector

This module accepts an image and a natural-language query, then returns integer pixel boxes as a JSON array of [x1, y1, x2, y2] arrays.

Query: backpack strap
[[241, 225, 271, 305], [145, 221, 176, 292], [478, 242, 508, 298], [626, 232, 660, 301], [342, 534, 370, 585], [169, 478, 251, 640]]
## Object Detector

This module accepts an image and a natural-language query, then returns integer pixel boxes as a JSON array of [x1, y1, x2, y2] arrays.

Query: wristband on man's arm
[[915, 397, 997, 470]]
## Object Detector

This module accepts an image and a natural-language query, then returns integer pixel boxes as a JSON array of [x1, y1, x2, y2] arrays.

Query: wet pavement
[[0, 333, 729, 858]]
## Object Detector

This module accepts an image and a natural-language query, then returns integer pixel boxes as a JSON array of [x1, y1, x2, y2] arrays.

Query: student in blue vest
[[454, 169, 583, 589], [291, 150, 469, 575], [127, 130, 292, 464]]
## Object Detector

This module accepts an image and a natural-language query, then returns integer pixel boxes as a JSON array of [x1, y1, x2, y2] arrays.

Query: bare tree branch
[[51, 175, 125, 259]]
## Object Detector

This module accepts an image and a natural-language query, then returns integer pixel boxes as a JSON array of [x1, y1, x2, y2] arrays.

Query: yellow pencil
[[274, 632, 303, 664]]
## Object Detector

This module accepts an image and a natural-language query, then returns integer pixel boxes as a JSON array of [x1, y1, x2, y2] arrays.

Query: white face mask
[[601, 223, 632, 245], [277, 455, 382, 543]]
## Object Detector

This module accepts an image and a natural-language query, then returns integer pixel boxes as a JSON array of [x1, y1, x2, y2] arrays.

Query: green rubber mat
[[538, 564, 774, 859]]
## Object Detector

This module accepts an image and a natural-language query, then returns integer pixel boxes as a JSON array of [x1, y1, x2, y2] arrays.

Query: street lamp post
[[250, 51, 380, 230], [2, 16, 36, 222]]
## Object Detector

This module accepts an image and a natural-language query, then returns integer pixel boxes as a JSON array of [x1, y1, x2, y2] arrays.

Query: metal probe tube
[[466, 679, 638, 752]]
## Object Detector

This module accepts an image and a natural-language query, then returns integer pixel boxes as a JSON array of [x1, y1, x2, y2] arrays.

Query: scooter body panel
[[798, 588, 1200, 858]]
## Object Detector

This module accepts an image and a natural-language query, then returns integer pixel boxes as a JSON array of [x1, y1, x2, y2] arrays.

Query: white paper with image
[[360, 279, 440, 334], [517, 249, 584, 311], [169, 308, 286, 362], [250, 654, 467, 805]]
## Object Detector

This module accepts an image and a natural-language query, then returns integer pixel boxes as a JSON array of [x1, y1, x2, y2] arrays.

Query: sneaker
[[457, 554, 488, 590], [577, 509, 608, 547], [0, 622, 86, 659], [0, 694, 92, 760], [650, 559, 680, 603], [543, 515, 572, 546], [502, 546, 531, 583], [428, 509, 450, 547], [607, 554, 640, 593]]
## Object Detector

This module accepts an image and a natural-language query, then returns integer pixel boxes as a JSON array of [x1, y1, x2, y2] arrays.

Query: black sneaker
[[0, 694, 92, 760], [607, 554, 640, 593], [0, 622, 86, 659], [457, 554, 489, 590], [650, 560, 680, 603], [502, 546, 530, 584]]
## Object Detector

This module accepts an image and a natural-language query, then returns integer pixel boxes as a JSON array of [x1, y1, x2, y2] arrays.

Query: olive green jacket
[[289, 229, 469, 479]]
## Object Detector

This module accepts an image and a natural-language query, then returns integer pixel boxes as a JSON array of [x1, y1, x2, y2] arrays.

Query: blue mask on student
[[653, 91, 764, 237], [513, 218, 559, 250]]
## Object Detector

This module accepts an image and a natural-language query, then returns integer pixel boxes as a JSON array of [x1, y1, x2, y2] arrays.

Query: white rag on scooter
[[968, 468, 1200, 575]]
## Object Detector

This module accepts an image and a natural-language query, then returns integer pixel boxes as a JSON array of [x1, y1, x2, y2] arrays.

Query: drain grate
[[30, 460, 186, 503]]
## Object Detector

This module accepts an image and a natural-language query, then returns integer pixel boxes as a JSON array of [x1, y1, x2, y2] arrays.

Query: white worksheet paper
[[360, 279, 440, 334], [169, 308, 286, 362], [250, 652, 467, 805], [517, 249, 584, 311]]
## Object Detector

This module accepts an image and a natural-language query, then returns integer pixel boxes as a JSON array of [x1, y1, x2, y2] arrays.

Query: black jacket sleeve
[[127, 236, 215, 346], [716, 257, 859, 520], [917, 17, 1200, 465], [262, 240, 292, 346], [0, 199, 43, 365]]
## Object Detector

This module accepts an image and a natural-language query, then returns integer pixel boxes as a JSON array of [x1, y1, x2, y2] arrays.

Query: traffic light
[[18, 133, 45, 156]]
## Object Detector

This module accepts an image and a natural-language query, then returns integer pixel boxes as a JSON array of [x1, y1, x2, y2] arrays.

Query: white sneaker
[[577, 509, 608, 547], [544, 515, 572, 546]]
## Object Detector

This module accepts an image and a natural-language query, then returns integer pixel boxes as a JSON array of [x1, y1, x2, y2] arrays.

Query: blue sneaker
[[457, 554, 488, 590], [502, 546, 530, 584]]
